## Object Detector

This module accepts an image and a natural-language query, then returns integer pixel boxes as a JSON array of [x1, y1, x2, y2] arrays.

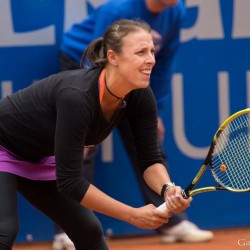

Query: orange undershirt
[[99, 68, 106, 103]]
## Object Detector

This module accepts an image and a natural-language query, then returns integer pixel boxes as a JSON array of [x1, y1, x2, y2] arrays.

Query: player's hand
[[165, 185, 192, 213], [128, 204, 172, 229]]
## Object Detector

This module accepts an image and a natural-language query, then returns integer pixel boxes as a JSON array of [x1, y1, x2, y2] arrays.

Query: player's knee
[[0, 217, 19, 248], [74, 218, 107, 249], [87, 217, 105, 241], [89, 222, 109, 249]]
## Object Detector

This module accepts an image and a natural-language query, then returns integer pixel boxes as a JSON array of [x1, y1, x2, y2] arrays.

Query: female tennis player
[[0, 19, 192, 249]]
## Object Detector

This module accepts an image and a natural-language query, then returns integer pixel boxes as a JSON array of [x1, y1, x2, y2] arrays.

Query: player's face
[[114, 30, 155, 90]]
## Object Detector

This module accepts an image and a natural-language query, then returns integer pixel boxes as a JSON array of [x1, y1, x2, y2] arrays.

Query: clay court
[[13, 227, 250, 250]]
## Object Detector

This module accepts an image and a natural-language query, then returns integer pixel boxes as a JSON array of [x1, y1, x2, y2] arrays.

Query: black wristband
[[160, 182, 175, 200]]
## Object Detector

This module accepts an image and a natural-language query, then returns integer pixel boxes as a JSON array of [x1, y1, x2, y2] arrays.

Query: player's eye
[[136, 50, 145, 55]]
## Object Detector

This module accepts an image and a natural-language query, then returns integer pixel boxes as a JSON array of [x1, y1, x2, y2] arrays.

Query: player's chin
[[137, 78, 150, 89]]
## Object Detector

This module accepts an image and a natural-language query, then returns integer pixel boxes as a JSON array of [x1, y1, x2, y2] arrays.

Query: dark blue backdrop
[[0, 0, 249, 243]]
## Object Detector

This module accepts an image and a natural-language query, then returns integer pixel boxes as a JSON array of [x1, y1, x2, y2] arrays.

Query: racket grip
[[156, 202, 168, 212]]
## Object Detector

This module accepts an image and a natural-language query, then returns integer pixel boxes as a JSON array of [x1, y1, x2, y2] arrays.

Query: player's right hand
[[128, 204, 172, 229]]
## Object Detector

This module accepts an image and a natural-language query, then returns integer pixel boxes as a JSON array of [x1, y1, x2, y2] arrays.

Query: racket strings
[[215, 118, 250, 189], [220, 117, 250, 185], [212, 113, 250, 190], [213, 134, 247, 189], [218, 116, 250, 188], [214, 135, 249, 189]]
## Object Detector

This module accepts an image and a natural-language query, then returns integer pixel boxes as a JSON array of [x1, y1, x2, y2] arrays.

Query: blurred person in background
[[53, 0, 214, 249]]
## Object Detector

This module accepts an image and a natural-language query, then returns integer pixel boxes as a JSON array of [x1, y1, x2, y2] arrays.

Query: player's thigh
[[0, 172, 19, 248], [17, 177, 105, 245]]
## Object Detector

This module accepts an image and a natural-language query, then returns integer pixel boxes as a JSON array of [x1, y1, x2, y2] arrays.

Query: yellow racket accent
[[213, 108, 250, 141], [191, 165, 207, 185]]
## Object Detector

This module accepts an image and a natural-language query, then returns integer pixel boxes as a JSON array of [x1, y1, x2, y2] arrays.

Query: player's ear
[[107, 50, 118, 66]]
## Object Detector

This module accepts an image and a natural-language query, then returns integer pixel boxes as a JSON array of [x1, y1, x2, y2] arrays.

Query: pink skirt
[[0, 146, 56, 180]]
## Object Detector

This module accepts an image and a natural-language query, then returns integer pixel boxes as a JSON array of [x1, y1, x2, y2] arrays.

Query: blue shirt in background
[[60, 0, 186, 110]]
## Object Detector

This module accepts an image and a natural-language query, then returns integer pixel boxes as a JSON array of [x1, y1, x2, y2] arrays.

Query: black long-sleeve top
[[0, 67, 163, 202]]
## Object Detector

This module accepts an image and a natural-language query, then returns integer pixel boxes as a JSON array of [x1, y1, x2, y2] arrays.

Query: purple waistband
[[0, 146, 56, 180]]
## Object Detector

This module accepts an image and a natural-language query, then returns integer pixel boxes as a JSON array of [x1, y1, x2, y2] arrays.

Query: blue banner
[[1, 0, 249, 243]]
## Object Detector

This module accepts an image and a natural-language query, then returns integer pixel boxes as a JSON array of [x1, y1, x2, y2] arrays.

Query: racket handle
[[156, 202, 168, 212]]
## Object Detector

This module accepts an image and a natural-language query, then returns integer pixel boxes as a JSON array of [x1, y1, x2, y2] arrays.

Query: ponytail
[[81, 37, 107, 68]]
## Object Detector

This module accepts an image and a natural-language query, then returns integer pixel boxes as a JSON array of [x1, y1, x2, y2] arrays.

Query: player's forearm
[[143, 163, 172, 196], [80, 184, 135, 223]]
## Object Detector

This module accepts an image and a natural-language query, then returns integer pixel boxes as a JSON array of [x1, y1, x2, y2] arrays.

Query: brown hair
[[81, 19, 151, 68]]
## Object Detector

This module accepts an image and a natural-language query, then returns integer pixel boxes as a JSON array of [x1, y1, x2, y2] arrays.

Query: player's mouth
[[140, 69, 152, 78]]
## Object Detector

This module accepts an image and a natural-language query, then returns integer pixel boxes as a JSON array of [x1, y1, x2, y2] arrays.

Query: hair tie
[[113, 25, 119, 31]]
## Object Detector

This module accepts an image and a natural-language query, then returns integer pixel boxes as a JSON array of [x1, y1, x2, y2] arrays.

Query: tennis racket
[[158, 108, 250, 211]]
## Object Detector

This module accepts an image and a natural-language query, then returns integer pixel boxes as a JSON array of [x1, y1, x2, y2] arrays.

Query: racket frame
[[182, 108, 250, 198], [157, 109, 250, 212]]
